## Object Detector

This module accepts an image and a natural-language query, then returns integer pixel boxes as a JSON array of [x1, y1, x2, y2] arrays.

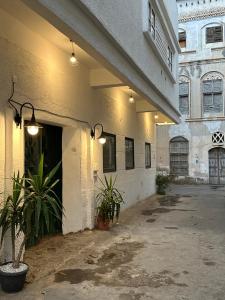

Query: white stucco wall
[[0, 6, 156, 261], [79, 0, 178, 103]]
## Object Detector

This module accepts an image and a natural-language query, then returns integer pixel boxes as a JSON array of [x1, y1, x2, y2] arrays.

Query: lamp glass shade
[[129, 96, 134, 103], [98, 137, 106, 144], [70, 53, 78, 66], [98, 132, 106, 144], [27, 125, 39, 136]]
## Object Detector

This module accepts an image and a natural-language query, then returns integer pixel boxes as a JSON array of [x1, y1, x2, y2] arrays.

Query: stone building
[[0, 0, 179, 260], [157, 0, 225, 184]]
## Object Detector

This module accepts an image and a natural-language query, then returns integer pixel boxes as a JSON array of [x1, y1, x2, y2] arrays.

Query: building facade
[[157, 0, 225, 184], [0, 0, 179, 261]]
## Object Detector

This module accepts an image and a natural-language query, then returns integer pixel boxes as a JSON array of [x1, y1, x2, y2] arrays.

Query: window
[[148, 1, 155, 38], [145, 143, 151, 168], [202, 79, 223, 114], [125, 138, 134, 170], [179, 30, 186, 48], [179, 82, 189, 115], [212, 131, 225, 144], [170, 137, 188, 176], [167, 46, 173, 71], [206, 26, 223, 44], [103, 132, 116, 173]]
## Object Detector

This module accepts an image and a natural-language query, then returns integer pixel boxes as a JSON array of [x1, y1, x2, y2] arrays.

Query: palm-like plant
[[96, 176, 124, 224], [0, 154, 62, 269], [0, 173, 24, 268], [24, 154, 63, 244]]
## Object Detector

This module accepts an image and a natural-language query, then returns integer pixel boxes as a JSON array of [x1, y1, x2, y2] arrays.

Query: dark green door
[[25, 123, 62, 246]]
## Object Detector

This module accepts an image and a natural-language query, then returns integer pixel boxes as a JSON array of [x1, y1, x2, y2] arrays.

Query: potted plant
[[156, 174, 169, 195], [96, 176, 124, 230], [0, 155, 62, 293]]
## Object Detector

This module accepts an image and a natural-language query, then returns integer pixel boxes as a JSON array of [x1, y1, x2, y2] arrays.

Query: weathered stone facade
[[157, 0, 225, 183]]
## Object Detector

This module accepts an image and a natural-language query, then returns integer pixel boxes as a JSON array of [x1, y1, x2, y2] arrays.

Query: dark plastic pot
[[0, 262, 28, 293]]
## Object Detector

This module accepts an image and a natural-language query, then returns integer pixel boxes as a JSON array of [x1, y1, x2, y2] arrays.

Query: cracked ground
[[1, 184, 225, 300]]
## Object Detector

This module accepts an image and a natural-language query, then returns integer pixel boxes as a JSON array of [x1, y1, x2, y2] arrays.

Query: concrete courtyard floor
[[1, 184, 225, 300]]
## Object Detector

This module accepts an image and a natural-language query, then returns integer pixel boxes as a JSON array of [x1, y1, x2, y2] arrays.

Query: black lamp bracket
[[8, 81, 36, 128], [91, 123, 104, 139]]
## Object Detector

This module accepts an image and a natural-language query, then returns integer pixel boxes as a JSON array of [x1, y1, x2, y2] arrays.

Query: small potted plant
[[0, 155, 62, 293], [156, 174, 169, 195], [0, 173, 28, 293], [96, 176, 124, 230]]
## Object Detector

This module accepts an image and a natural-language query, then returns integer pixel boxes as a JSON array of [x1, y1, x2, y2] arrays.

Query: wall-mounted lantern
[[8, 81, 42, 136], [14, 102, 42, 136], [91, 123, 106, 144]]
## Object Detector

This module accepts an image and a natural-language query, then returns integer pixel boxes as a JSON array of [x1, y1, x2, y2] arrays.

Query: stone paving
[[1, 184, 225, 299]]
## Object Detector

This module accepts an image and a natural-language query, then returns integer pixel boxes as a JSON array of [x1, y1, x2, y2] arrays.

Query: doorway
[[25, 123, 62, 246], [209, 147, 225, 185]]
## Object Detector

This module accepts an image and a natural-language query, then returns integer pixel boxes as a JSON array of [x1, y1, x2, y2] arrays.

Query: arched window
[[201, 72, 224, 117], [170, 136, 189, 176], [179, 76, 190, 116]]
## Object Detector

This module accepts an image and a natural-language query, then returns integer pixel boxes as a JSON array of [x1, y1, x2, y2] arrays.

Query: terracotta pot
[[96, 217, 110, 230]]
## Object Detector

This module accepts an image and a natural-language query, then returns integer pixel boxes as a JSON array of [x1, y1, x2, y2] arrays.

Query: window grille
[[202, 79, 223, 113], [170, 137, 188, 176], [206, 26, 223, 44], [212, 132, 225, 144], [103, 132, 116, 173], [125, 138, 135, 170], [179, 82, 189, 115]]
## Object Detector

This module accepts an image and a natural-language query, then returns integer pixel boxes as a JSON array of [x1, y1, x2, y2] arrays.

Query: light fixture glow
[[27, 125, 39, 136], [70, 53, 78, 66], [24, 111, 42, 136], [129, 95, 135, 103], [128, 88, 135, 104], [154, 114, 159, 120], [70, 40, 79, 66], [98, 136, 106, 144]]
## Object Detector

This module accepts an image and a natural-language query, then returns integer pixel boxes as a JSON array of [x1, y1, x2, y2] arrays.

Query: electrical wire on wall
[[8, 80, 92, 128]]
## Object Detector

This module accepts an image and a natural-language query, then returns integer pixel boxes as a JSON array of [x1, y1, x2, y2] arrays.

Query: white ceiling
[[0, 0, 100, 69]]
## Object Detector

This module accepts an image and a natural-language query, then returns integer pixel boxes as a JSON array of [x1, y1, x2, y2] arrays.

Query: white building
[[0, 0, 179, 260], [157, 0, 225, 184]]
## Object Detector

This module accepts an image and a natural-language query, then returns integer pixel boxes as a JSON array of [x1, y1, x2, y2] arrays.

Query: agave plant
[[96, 175, 124, 223], [24, 154, 63, 243], [0, 154, 63, 269]]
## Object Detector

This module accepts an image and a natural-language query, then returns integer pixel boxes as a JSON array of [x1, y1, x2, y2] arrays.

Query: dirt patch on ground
[[146, 218, 156, 223], [55, 241, 144, 285], [119, 291, 145, 300], [142, 207, 196, 216], [55, 241, 188, 289], [158, 195, 181, 206], [164, 226, 179, 230], [24, 229, 113, 283]]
